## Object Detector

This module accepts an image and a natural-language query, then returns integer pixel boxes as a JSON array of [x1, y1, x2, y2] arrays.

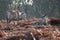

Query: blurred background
[[0, 0, 60, 19]]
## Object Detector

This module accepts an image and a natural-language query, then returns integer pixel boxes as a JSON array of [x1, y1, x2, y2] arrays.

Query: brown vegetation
[[0, 17, 60, 40]]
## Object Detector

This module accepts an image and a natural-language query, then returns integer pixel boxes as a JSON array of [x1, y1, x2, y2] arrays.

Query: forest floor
[[0, 17, 60, 40]]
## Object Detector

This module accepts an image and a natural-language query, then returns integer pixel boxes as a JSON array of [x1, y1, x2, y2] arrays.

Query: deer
[[32, 14, 50, 27], [6, 10, 27, 27]]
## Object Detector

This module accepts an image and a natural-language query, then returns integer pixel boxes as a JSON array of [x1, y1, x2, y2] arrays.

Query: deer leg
[[7, 18, 12, 27]]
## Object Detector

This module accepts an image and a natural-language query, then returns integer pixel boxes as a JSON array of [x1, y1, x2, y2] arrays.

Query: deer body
[[7, 10, 26, 23]]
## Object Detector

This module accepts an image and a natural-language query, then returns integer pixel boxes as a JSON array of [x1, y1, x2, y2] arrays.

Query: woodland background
[[0, 0, 60, 19]]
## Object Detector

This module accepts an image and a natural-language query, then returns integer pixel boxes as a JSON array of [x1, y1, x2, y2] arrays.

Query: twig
[[30, 32, 36, 40]]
